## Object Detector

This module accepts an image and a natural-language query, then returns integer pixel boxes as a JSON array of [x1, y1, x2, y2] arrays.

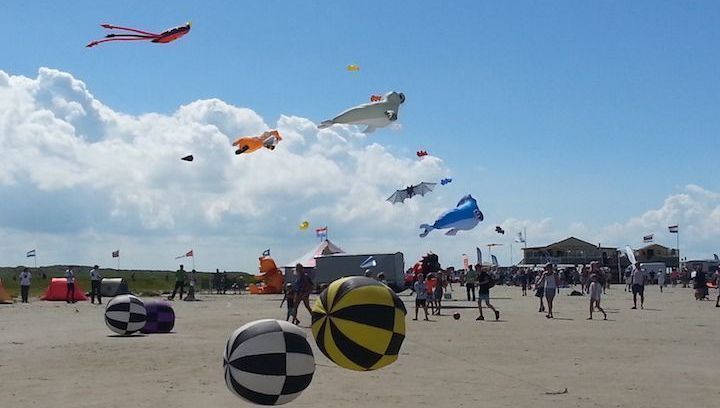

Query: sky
[[1, 1, 719, 271]]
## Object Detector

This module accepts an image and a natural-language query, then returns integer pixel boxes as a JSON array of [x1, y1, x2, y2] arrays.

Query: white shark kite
[[318, 91, 405, 134]]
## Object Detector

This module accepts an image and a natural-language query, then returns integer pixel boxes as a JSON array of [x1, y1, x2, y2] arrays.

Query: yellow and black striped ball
[[311, 276, 406, 371]]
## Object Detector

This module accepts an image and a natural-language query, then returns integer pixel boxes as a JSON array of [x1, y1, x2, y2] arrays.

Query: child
[[281, 283, 297, 323], [588, 274, 607, 320], [433, 273, 444, 315], [413, 273, 430, 321]]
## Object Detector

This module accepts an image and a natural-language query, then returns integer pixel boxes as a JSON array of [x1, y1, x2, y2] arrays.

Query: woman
[[538, 263, 558, 318], [292, 264, 314, 325]]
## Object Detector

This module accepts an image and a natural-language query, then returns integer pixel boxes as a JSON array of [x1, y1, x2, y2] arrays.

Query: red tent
[[41, 278, 88, 301]]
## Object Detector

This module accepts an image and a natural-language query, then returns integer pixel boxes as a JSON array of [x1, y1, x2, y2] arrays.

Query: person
[[476, 265, 500, 321], [413, 273, 429, 321], [693, 264, 707, 301], [519, 269, 528, 296], [376, 272, 387, 285], [89, 265, 102, 304], [465, 264, 477, 301], [631, 262, 646, 309], [580, 265, 589, 294], [534, 271, 546, 313], [363, 269, 372, 278], [433, 272, 444, 315], [715, 269, 720, 307], [657, 268, 666, 293], [19, 267, 31, 303], [222, 271, 228, 294], [538, 263, 558, 318], [292, 264, 313, 325], [184, 269, 197, 301], [592, 263, 607, 295], [169, 264, 186, 300], [587, 274, 607, 320], [281, 283, 297, 323], [65, 266, 76, 304], [214, 269, 222, 294]]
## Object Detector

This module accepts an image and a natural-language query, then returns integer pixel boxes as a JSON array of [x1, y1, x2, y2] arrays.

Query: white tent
[[285, 240, 345, 269]]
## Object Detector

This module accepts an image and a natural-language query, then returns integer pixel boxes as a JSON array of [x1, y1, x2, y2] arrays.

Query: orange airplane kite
[[231, 130, 282, 155]]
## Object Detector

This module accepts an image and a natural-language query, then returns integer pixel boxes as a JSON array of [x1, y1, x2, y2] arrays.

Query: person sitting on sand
[[413, 273, 429, 321], [588, 274, 607, 320], [476, 265, 500, 321]]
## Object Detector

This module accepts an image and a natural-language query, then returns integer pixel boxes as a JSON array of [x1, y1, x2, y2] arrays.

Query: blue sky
[[1, 1, 719, 270]]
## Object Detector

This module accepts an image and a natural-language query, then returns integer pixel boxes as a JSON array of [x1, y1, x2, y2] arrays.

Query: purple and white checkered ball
[[140, 301, 175, 334]]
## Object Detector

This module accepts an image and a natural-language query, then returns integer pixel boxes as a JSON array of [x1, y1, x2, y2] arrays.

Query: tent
[[0, 278, 13, 304], [285, 239, 345, 269], [101, 278, 130, 297], [40, 278, 88, 301]]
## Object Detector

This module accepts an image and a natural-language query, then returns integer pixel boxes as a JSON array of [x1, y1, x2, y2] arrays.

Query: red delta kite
[[87, 22, 191, 48]]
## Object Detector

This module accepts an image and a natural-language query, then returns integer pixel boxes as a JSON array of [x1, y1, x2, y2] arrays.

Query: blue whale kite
[[419, 195, 484, 237]]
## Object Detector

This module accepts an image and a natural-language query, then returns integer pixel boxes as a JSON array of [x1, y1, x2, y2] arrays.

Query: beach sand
[[1, 285, 718, 408]]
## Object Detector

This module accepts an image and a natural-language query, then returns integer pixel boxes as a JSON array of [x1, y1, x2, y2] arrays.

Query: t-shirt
[[175, 269, 186, 282], [477, 271, 491, 293], [65, 269, 75, 284], [414, 281, 428, 300], [19, 271, 31, 286], [90, 268, 102, 281], [631, 268, 646, 285], [589, 281, 602, 299], [465, 269, 478, 284]]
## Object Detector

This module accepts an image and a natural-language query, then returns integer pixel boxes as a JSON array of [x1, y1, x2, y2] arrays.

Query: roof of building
[[522, 236, 617, 251]]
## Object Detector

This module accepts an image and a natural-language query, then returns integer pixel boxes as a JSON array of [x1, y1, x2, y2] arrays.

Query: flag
[[491, 255, 499, 267], [112, 250, 119, 258], [315, 226, 328, 239], [175, 250, 193, 259], [462, 254, 469, 270], [262, 249, 271, 257], [476, 247, 482, 265], [668, 225, 679, 233], [26, 249, 36, 258], [360, 256, 376, 269], [514, 232, 525, 243], [643, 234, 654, 243]]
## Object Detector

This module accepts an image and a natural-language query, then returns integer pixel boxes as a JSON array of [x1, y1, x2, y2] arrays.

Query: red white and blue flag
[[175, 250, 193, 259], [315, 227, 328, 239], [668, 225, 679, 233], [643, 234, 654, 243]]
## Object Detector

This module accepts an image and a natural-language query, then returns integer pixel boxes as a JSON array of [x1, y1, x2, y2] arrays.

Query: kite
[[416, 150, 428, 158], [495, 226, 505, 234], [318, 91, 405, 134], [86, 22, 191, 48], [347, 64, 360, 71], [231, 130, 282, 155], [359, 256, 377, 269], [370, 95, 382, 102], [181, 155, 193, 162], [440, 178, 452, 185], [419, 195, 484, 237], [299, 221, 309, 230], [386, 182, 436, 204]]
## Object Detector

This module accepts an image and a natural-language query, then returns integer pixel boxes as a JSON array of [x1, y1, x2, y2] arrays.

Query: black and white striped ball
[[223, 319, 315, 405], [104, 294, 147, 335]]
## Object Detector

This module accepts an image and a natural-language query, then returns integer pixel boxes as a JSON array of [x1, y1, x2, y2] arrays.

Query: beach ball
[[105, 294, 147, 335], [140, 301, 175, 334], [311, 276, 406, 371], [453, 312, 461, 320], [223, 319, 315, 406]]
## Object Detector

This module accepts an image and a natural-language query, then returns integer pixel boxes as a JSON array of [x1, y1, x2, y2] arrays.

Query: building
[[521, 237, 619, 268], [633, 244, 679, 268]]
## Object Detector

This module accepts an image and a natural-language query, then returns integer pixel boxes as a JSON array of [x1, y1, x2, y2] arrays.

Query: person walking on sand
[[65, 266, 76, 303], [519, 269, 528, 296], [413, 273, 430, 321], [476, 265, 500, 321], [534, 271, 546, 313], [433, 272, 445, 315], [538, 263, 558, 318], [657, 268, 666, 293], [631, 262, 646, 309], [169, 264, 186, 300], [292, 264, 314, 325], [693, 264, 707, 301], [465, 264, 477, 301], [19, 267, 31, 303], [587, 274, 607, 320], [89, 265, 102, 304]]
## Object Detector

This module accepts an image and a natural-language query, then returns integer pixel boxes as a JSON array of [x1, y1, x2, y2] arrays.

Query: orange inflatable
[[247, 256, 284, 294], [232, 130, 282, 155]]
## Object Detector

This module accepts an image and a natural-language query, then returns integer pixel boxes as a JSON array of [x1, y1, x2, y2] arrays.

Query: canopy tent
[[285, 239, 345, 269], [40, 278, 88, 301], [0, 278, 13, 304], [101, 278, 130, 297]]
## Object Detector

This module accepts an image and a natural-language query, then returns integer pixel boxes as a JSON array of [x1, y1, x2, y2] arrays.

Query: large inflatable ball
[[311, 276, 406, 371], [140, 301, 175, 334], [105, 294, 147, 336], [223, 319, 315, 406]]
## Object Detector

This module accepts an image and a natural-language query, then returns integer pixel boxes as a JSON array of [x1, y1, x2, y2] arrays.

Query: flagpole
[[117, 254, 120, 271], [677, 225, 681, 273]]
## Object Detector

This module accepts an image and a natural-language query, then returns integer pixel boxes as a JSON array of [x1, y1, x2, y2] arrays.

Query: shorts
[[415, 299, 427, 307], [632, 284, 644, 295], [544, 288, 556, 300], [534, 288, 544, 298], [477, 292, 490, 301]]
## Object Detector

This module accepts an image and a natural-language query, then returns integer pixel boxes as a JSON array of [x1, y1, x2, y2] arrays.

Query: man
[[90, 265, 102, 304], [214, 269, 222, 294], [465, 264, 477, 301], [65, 266, 76, 304], [19, 267, 31, 303], [693, 264, 707, 301], [476, 265, 500, 321], [519, 269, 528, 296], [631, 262, 646, 309], [169, 264, 186, 300]]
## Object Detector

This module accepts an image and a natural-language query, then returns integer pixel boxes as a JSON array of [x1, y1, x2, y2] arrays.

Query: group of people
[[281, 264, 314, 325], [168, 264, 200, 301], [15, 265, 104, 304]]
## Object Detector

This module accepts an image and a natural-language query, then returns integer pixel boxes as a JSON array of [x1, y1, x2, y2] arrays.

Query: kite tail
[[317, 120, 333, 129], [419, 224, 434, 238]]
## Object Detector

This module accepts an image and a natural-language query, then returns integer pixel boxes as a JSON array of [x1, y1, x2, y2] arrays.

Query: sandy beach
[[1, 285, 718, 408]]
